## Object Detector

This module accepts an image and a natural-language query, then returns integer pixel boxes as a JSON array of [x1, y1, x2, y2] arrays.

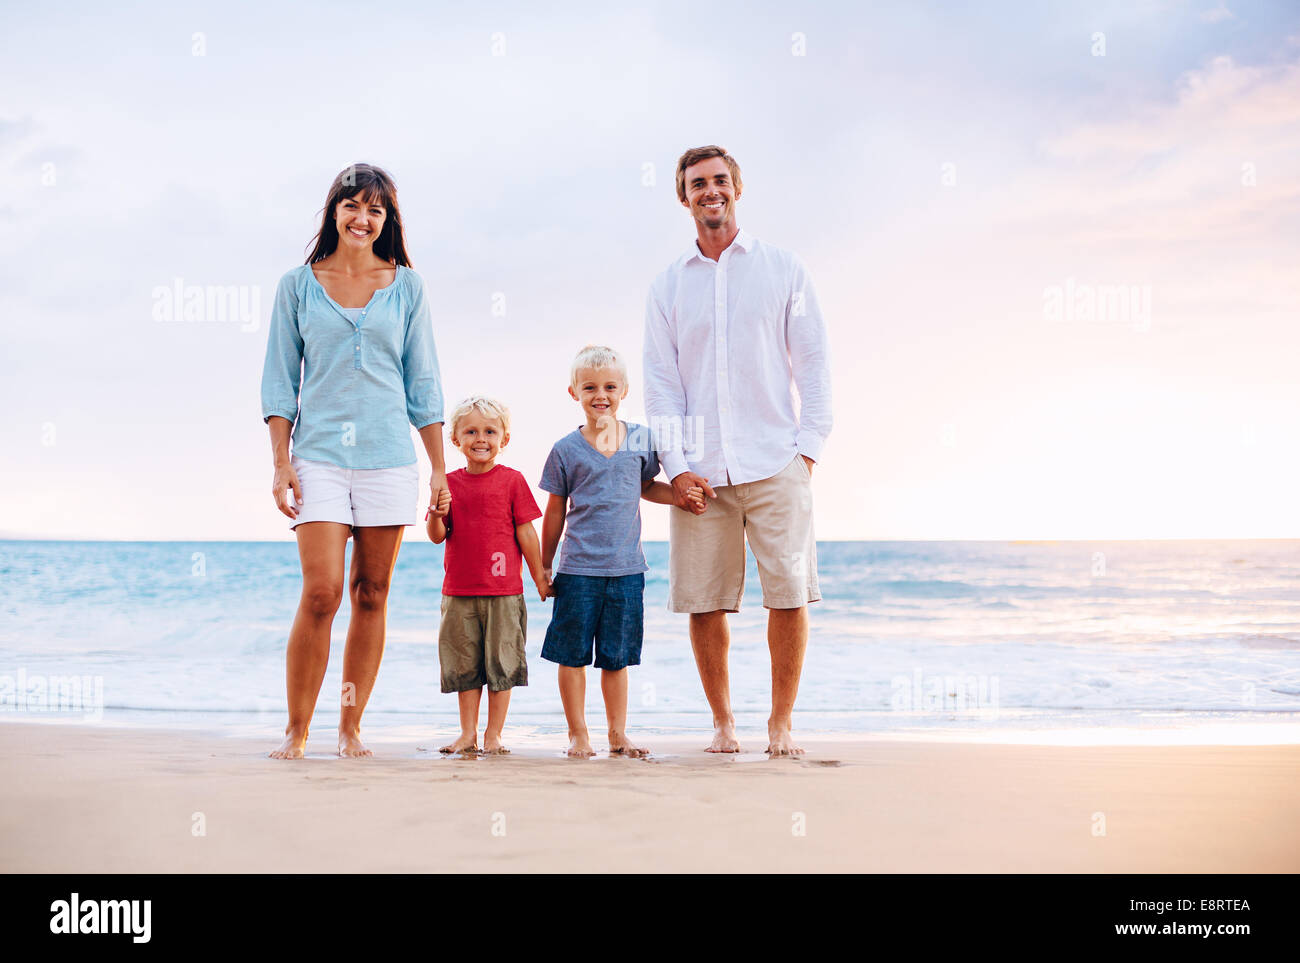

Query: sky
[[1, 0, 1297, 541]]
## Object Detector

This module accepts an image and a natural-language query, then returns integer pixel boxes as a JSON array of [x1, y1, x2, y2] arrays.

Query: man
[[643, 145, 832, 755]]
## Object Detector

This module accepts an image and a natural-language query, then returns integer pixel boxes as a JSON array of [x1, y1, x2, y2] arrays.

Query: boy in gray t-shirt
[[540, 345, 703, 758]]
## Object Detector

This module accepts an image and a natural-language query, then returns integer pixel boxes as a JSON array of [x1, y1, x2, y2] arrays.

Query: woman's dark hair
[[305, 163, 412, 267]]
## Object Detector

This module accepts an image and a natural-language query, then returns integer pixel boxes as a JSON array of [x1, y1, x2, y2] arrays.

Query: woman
[[261, 163, 446, 758]]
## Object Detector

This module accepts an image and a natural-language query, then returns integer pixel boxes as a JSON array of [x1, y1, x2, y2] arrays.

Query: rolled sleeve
[[642, 285, 691, 480], [787, 257, 832, 463], [641, 447, 661, 484], [260, 271, 304, 424], [401, 273, 444, 429]]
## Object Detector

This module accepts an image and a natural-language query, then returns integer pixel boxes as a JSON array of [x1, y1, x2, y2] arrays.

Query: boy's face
[[569, 366, 628, 422], [451, 410, 508, 468]]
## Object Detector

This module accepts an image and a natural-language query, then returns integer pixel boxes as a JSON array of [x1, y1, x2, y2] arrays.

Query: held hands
[[427, 472, 449, 517], [427, 488, 451, 519], [272, 461, 303, 519], [534, 567, 554, 602], [671, 471, 715, 515]]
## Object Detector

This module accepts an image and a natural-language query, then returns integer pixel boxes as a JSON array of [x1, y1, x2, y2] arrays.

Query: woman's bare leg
[[270, 521, 349, 759], [338, 525, 404, 757]]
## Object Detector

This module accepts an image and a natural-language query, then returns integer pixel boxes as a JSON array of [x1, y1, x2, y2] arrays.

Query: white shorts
[[289, 455, 420, 531]]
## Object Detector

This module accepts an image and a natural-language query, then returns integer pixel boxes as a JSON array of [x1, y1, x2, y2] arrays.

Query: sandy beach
[[1, 722, 1296, 873]]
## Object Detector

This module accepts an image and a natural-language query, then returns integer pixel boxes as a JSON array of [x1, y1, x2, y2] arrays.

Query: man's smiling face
[[681, 156, 740, 230]]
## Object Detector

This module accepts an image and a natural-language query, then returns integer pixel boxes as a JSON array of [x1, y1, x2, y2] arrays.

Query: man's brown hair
[[675, 145, 743, 203]]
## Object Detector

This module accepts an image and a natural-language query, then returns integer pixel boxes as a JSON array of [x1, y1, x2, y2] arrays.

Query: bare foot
[[482, 733, 510, 755], [440, 733, 479, 754], [269, 725, 308, 760], [766, 725, 804, 756], [338, 729, 373, 757], [608, 731, 649, 758], [706, 722, 740, 753], [566, 733, 596, 758]]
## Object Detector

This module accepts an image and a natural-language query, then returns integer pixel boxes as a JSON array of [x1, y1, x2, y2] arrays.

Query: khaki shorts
[[438, 594, 528, 693], [668, 454, 820, 613]]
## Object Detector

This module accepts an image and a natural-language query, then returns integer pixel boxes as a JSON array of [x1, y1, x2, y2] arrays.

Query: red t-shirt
[[441, 465, 543, 596]]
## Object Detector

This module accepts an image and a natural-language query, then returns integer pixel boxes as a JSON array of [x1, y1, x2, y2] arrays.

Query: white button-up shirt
[[643, 228, 832, 488]]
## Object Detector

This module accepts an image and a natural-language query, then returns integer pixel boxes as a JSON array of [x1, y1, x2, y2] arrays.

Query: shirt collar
[[685, 227, 753, 264]]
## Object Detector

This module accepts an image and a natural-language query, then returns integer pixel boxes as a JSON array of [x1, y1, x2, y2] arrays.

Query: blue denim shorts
[[541, 573, 645, 670]]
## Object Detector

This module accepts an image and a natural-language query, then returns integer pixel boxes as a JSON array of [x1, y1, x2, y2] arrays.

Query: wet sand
[[1, 723, 1297, 872]]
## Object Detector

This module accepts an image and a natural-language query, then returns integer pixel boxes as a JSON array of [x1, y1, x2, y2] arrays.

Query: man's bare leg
[[558, 665, 594, 757], [690, 610, 739, 752], [766, 605, 808, 755], [270, 522, 348, 759], [441, 688, 481, 753], [338, 525, 404, 757], [482, 688, 512, 754], [602, 668, 648, 756]]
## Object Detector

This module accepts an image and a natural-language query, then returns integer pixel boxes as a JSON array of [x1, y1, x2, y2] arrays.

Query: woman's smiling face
[[334, 191, 387, 249]]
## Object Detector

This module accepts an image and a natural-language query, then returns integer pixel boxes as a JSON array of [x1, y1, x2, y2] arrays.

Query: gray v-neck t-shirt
[[539, 421, 661, 576]]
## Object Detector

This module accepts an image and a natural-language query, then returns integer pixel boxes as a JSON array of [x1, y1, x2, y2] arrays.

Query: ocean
[[2, 539, 1298, 743]]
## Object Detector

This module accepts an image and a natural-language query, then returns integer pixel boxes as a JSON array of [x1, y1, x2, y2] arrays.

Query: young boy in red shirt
[[427, 396, 550, 754]]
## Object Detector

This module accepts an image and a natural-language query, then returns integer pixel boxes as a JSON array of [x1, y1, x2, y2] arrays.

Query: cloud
[[989, 49, 1300, 255], [1044, 53, 1300, 159], [1198, 4, 1235, 24]]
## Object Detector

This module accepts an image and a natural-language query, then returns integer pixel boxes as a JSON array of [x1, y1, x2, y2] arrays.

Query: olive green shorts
[[438, 593, 528, 693]]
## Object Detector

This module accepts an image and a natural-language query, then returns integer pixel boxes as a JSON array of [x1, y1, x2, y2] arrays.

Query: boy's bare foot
[[566, 734, 596, 758], [338, 729, 373, 757], [482, 733, 510, 754], [269, 725, 309, 759], [608, 731, 649, 758], [440, 733, 479, 754], [766, 725, 804, 756], [706, 722, 740, 753]]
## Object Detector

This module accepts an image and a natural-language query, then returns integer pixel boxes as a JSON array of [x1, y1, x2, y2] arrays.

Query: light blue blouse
[[260, 264, 444, 469]]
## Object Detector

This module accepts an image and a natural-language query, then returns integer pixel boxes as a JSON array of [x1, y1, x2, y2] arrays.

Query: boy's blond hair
[[448, 395, 511, 438], [570, 344, 628, 388]]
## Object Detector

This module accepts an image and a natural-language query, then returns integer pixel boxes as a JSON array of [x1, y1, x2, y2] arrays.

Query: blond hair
[[448, 395, 511, 438], [569, 344, 628, 388]]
